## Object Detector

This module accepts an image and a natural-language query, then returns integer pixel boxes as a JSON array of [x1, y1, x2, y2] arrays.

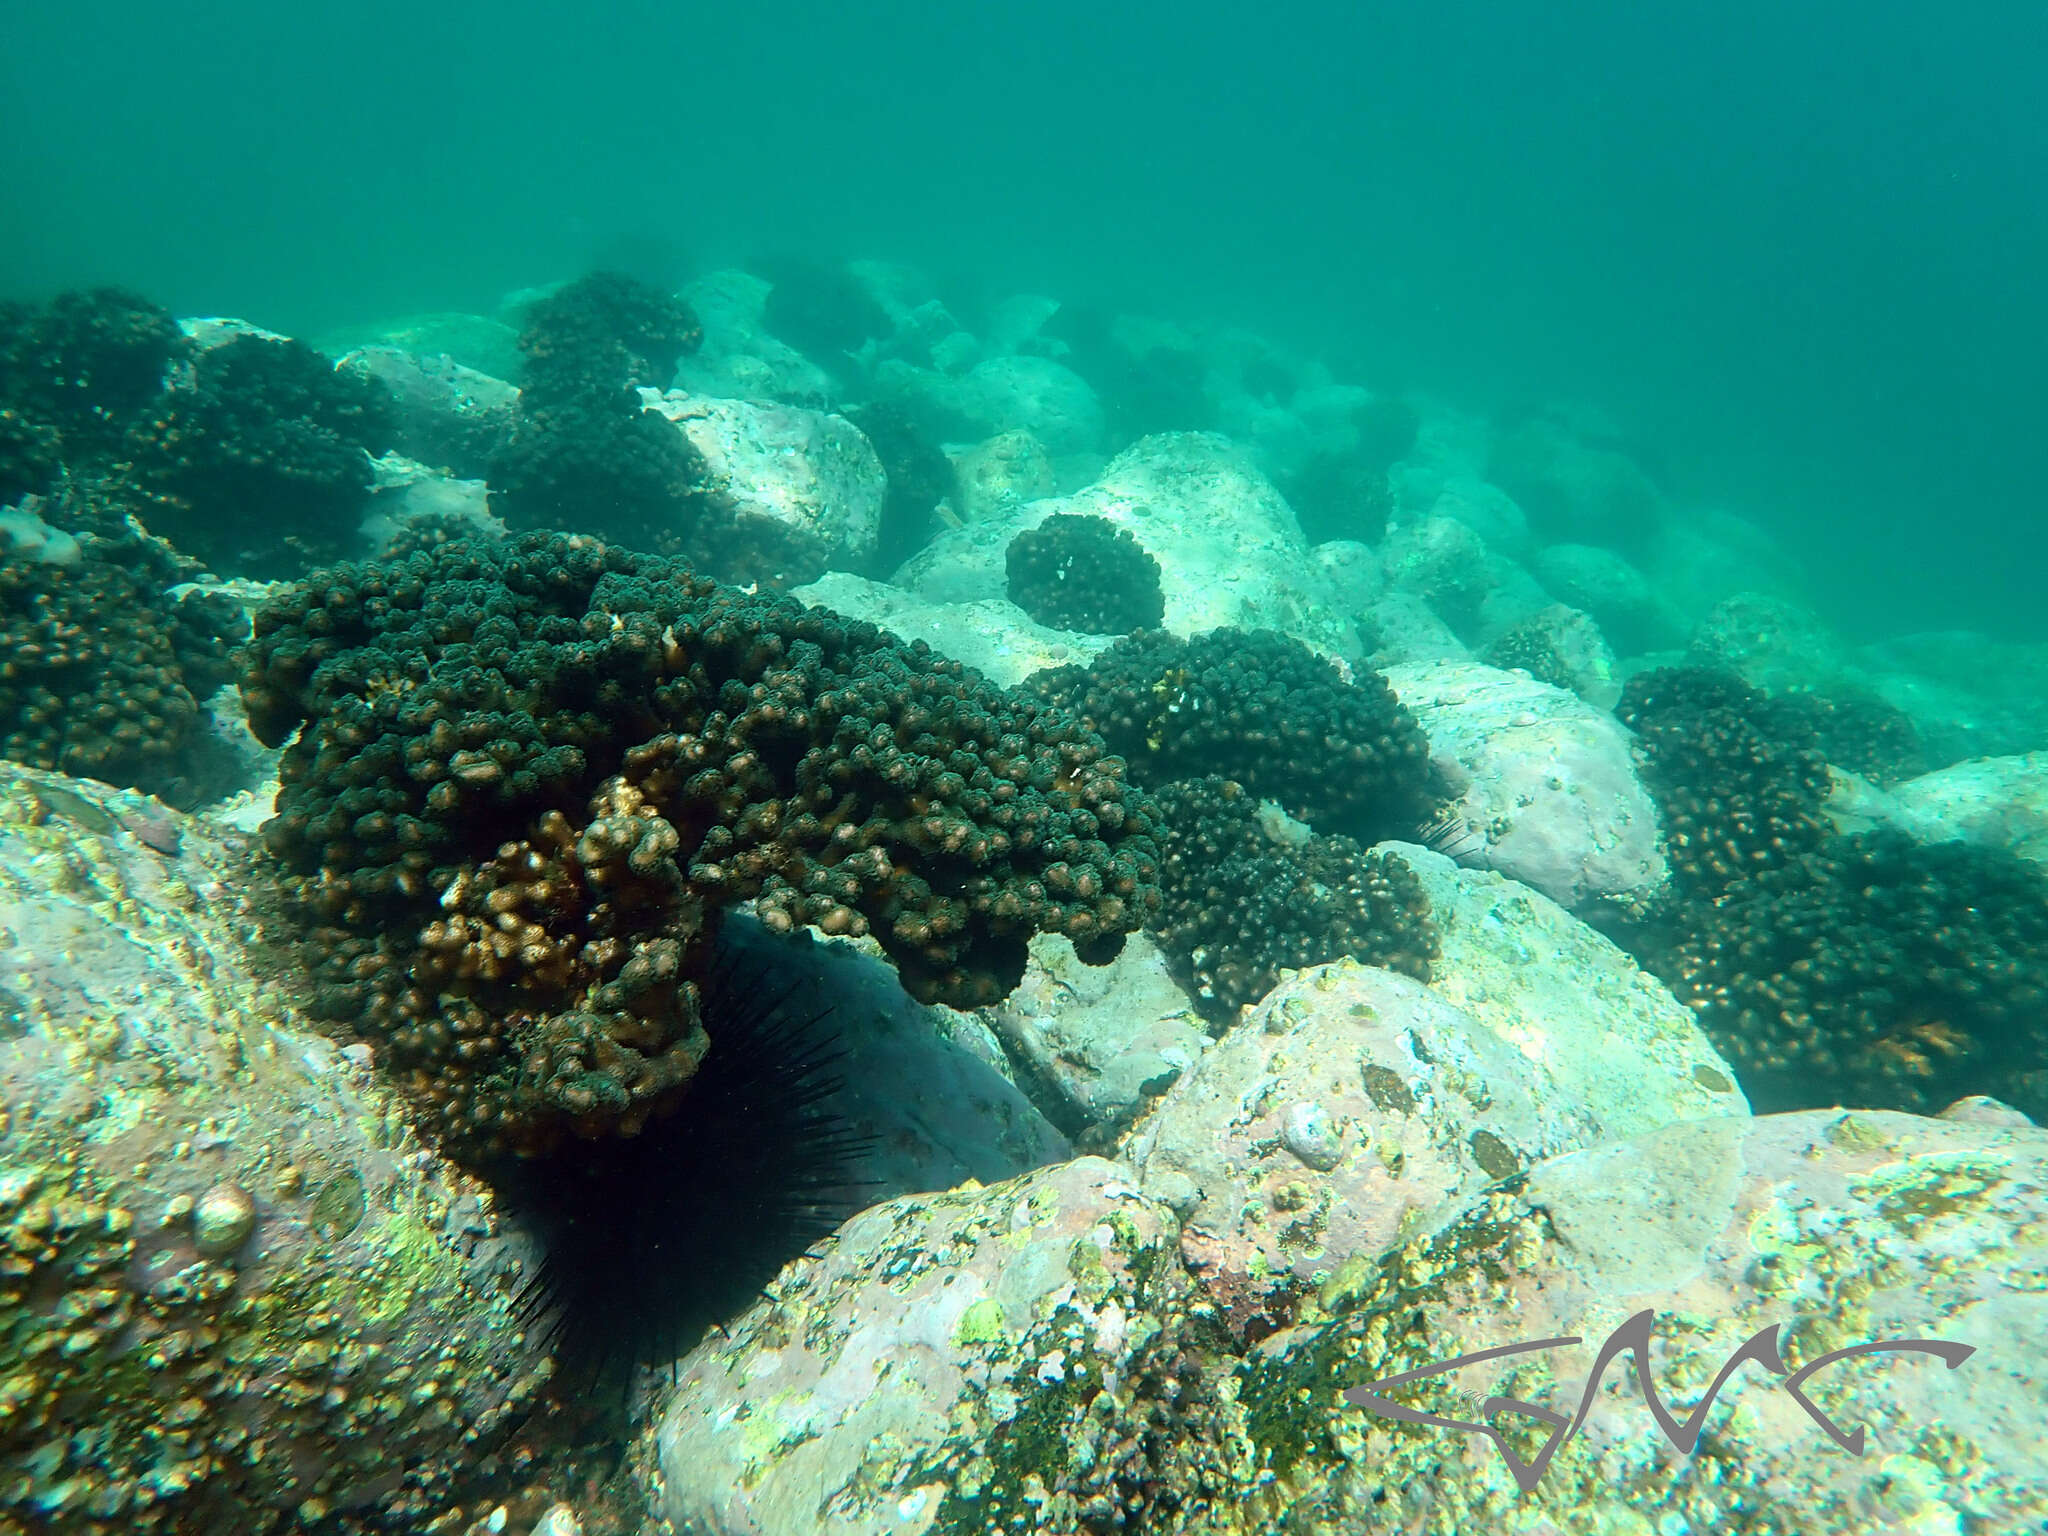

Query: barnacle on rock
[[1026, 626, 1436, 840], [1004, 512, 1165, 635], [242, 531, 1161, 1164]]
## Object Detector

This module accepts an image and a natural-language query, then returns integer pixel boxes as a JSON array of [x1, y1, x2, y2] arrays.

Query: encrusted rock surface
[[1123, 921, 1738, 1329], [645, 1156, 1181, 1535], [1239, 1106, 2048, 1533], [0, 764, 551, 1534], [638, 1100, 2047, 1535], [1398, 844, 1744, 1140], [895, 433, 1359, 661], [1386, 659, 1668, 908]]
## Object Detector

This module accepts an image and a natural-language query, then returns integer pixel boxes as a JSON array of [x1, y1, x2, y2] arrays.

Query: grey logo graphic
[[1342, 1309, 1973, 1493]]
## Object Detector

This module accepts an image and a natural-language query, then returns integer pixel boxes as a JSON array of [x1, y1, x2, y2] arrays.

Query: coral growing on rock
[[1646, 831, 2048, 1118], [1026, 627, 1436, 840], [1149, 776, 1436, 1012], [127, 333, 397, 578], [1, 287, 186, 453], [1774, 687, 1928, 787], [1004, 512, 1165, 635], [1619, 665, 2048, 1119], [488, 271, 706, 550], [1617, 665, 1834, 889], [241, 532, 1161, 1166], [0, 501, 242, 802]]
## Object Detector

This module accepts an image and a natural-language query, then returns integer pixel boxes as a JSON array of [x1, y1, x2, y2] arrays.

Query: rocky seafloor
[[2, 267, 2045, 1534]]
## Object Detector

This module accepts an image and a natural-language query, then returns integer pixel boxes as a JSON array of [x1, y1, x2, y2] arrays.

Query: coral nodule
[[240, 531, 1162, 1167], [1025, 626, 1437, 841], [1004, 512, 1165, 635]]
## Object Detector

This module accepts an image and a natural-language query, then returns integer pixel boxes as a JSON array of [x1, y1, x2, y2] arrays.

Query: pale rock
[[1644, 506, 1806, 624], [177, 315, 289, 352], [338, 346, 518, 478], [983, 294, 1063, 356], [1396, 843, 1742, 1143], [986, 932, 1209, 1138], [644, 391, 884, 585], [1380, 513, 1494, 630], [1386, 659, 1669, 909], [676, 269, 836, 404], [1311, 538, 1384, 613], [1429, 476, 1530, 556], [315, 311, 521, 381], [1359, 591, 1469, 668], [791, 572, 1112, 689], [1489, 414, 1667, 548], [949, 429, 1057, 523], [1472, 551, 1559, 639], [359, 453, 501, 553], [1533, 541, 1681, 653], [1686, 589, 1861, 694], [957, 354, 1106, 455], [896, 432, 1359, 662], [1480, 600, 1622, 709], [1887, 752, 2048, 867]]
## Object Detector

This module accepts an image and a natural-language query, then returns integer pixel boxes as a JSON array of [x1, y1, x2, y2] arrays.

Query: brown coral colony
[[243, 532, 1163, 1166]]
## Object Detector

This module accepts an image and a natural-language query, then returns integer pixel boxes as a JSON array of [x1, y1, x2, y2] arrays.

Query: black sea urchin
[[506, 923, 874, 1390]]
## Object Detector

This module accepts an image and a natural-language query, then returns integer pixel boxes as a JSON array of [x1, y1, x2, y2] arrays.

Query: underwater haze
[[4, 0, 2045, 639]]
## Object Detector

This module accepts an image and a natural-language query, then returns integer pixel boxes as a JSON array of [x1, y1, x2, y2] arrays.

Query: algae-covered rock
[[1236, 1107, 2048, 1533], [0, 765, 549, 1534], [645, 1156, 1185, 1535]]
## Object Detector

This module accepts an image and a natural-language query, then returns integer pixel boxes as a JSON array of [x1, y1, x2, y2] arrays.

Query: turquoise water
[[5, 6, 2047, 1533], [5, 0, 2044, 639]]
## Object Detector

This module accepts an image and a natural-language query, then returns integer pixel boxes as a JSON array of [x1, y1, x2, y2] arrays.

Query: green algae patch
[[1825, 1112, 1895, 1155], [953, 1297, 1009, 1348], [1854, 1152, 2009, 1236]]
